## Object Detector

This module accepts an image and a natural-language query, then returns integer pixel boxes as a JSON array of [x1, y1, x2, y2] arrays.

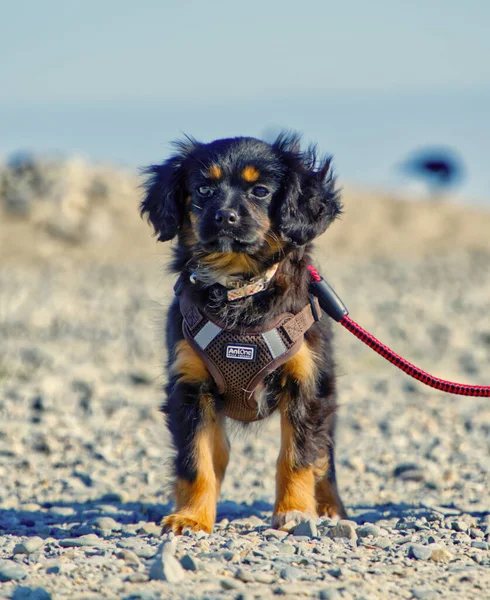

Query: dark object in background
[[400, 148, 465, 198]]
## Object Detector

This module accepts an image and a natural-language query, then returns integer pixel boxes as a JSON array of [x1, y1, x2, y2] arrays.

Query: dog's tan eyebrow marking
[[207, 164, 222, 180], [242, 165, 260, 182]]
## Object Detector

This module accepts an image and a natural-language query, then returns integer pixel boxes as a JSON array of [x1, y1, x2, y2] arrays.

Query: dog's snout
[[215, 208, 239, 226]]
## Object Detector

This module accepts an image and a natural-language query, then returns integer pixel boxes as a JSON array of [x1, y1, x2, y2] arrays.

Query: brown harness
[[176, 277, 321, 422]]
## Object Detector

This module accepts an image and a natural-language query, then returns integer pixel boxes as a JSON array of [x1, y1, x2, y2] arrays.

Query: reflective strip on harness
[[262, 329, 287, 359], [194, 321, 222, 350]]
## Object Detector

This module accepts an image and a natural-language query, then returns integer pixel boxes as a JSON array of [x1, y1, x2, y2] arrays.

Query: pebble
[[254, 571, 276, 584], [220, 577, 243, 590], [319, 589, 339, 600], [13, 537, 44, 554], [12, 588, 52, 600], [280, 565, 304, 581], [471, 541, 489, 550], [235, 568, 254, 583], [116, 549, 140, 565], [180, 553, 199, 571], [411, 589, 435, 600], [92, 516, 121, 531], [430, 548, 453, 563], [149, 541, 185, 582], [356, 525, 381, 538], [0, 559, 28, 582], [408, 544, 433, 561], [59, 534, 100, 548], [451, 520, 469, 532], [327, 521, 358, 542], [293, 519, 317, 538]]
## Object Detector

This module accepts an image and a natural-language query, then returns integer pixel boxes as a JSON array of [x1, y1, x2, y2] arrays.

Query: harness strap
[[176, 277, 320, 421]]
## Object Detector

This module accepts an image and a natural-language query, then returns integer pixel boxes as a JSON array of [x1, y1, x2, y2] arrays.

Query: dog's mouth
[[200, 231, 261, 253]]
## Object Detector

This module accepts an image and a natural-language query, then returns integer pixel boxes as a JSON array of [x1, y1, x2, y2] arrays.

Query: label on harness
[[225, 344, 256, 361]]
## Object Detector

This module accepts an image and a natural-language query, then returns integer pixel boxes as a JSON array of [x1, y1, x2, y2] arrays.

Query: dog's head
[[141, 133, 341, 268]]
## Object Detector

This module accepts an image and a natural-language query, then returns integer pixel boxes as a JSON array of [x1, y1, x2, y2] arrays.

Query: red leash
[[307, 265, 490, 397]]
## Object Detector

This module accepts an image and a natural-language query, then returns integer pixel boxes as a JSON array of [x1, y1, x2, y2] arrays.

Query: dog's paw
[[317, 503, 347, 520], [161, 513, 213, 535], [272, 510, 317, 531]]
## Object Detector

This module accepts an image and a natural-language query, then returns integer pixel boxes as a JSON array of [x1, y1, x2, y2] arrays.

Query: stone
[[92, 516, 121, 531], [356, 525, 381, 538], [471, 541, 488, 550], [116, 549, 140, 565], [293, 519, 317, 538], [327, 521, 357, 542], [13, 537, 44, 554], [469, 527, 484, 539], [430, 548, 453, 563], [59, 534, 100, 547], [408, 544, 432, 561], [280, 565, 303, 581], [411, 589, 435, 600], [12, 588, 52, 600], [451, 520, 469, 532], [393, 463, 424, 481], [149, 542, 185, 582], [254, 571, 275, 584], [235, 568, 254, 583], [180, 553, 199, 571], [220, 578, 243, 590], [0, 559, 28, 582], [319, 589, 339, 600]]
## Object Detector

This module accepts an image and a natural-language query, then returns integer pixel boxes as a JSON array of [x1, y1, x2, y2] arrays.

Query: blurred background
[[1, 0, 489, 201], [0, 3, 489, 596]]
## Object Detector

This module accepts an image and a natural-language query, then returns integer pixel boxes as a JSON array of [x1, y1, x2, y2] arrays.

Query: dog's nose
[[215, 208, 239, 226]]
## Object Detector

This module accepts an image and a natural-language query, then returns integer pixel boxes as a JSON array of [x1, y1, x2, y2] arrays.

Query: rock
[[471, 541, 488, 550], [0, 559, 28, 582], [430, 548, 453, 563], [220, 578, 243, 590], [393, 463, 425, 481], [469, 527, 484, 539], [280, 565, 303, 581], [235, 568, 254, 583], [116, 549, 140, 565], [319, 590, 339, 600], [451, 520, 469, 532], [293, 519, 317, 538], [327, 521, 357, 542], [149, 542, 185, 582], [356, 525, 381, 538], [12, 588, 52, 600], [92, 516, 121, 531], [59, 534, 100, 547], [180, 554, 199, 571], [254, 571, 275, 584], [411, 589, 435, 600], [408, 544, 432, 561], [13, 537, 44, 554]]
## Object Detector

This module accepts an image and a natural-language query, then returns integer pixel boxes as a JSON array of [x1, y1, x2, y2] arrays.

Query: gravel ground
[[1, 245, 489, 599]]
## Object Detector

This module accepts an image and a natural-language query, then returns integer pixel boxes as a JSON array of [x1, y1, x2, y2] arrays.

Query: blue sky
[[1, 1, 489, 200]]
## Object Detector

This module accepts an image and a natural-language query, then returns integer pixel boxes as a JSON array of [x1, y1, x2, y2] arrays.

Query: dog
[[141, 133, 347, 534]]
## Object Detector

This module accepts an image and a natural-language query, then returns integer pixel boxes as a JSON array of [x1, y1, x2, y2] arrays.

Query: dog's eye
[[251, 185, 270, 198], [196, 185, 214, 198]]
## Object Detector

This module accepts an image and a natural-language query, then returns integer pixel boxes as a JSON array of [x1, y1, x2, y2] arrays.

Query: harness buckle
[[309, 294, 322, 322]]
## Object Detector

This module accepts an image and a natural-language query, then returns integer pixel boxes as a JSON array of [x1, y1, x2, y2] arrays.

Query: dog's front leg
[[272, 398, 318, 529], [161, 340, 229, 535], [272, 341, 346, 529]]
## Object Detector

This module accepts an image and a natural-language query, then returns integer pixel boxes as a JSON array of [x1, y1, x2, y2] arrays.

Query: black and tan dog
[[141, 133, 347, 534]]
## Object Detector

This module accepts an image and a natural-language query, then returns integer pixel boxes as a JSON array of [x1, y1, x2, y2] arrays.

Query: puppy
[[141, 133, 347, 533]]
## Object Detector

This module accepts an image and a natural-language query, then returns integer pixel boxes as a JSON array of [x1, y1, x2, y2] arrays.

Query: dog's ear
[[272, 133, 342, 246], [140, 139, 198, 242]]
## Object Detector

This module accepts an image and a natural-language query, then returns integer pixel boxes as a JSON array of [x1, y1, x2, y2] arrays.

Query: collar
[[190, 263, 279, 302]]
